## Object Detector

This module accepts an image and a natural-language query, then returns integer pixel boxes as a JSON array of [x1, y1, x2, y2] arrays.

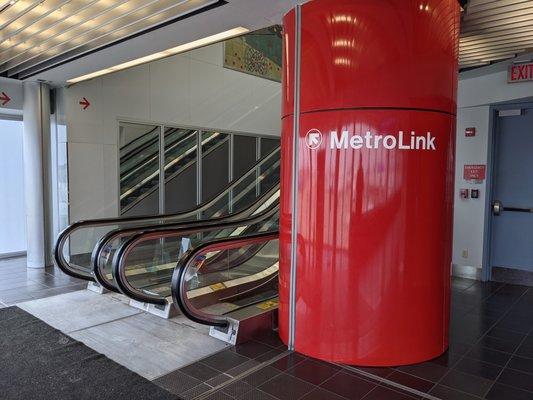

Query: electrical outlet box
[[462, 249, 469, 259]]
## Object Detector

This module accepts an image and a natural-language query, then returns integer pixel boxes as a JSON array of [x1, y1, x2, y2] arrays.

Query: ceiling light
[[67, 26, 249, 84]]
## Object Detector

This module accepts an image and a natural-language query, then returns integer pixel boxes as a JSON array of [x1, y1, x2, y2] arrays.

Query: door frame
[[482, 100, 533, 282]]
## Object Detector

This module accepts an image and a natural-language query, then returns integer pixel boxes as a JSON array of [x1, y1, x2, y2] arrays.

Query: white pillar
[[22, 82, 53, 268]]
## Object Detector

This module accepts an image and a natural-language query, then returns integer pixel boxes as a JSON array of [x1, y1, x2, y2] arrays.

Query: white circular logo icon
[[305, 129, 322, 150]]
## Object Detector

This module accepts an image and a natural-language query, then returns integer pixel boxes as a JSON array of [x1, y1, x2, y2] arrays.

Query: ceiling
[[0, 0, 532, 82], [460, 0, 533, 69], [0, 0, 226, 80], [0, 0, 298, 83]]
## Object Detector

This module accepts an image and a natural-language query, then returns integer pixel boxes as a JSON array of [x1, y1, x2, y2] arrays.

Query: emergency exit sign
[[464, 164, 486, 182], [508, 62, 533, 83]]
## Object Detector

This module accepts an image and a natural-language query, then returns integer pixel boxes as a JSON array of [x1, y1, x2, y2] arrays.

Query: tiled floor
[[154, 277, 533, 400], [3, 256, 533, 400], [18, 289, 229, 380], [0, 256, 86, 306]]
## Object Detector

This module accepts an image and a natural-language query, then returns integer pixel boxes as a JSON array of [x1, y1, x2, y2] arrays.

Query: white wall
[[0, 77, 23, 114], [452, 106, 490, 270], [452, 53, 533, 276], [65, 42, 281, 223]]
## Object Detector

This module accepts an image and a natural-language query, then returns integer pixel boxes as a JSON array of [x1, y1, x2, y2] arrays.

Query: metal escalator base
[[209, 297, 279, 345]]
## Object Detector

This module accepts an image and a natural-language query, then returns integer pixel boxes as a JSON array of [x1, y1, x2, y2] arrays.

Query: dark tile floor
[[155, 277, 533, 400], [0, 256, 86, 306]]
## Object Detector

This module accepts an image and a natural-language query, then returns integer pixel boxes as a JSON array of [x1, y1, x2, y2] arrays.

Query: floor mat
[[0, 307, 179, 400]]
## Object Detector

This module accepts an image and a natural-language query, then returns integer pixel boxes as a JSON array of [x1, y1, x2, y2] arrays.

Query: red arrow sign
[[79, 97, 90, 110], [0, 91, 11, 106]]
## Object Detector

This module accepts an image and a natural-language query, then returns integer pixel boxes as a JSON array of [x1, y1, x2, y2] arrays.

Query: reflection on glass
[[182, 237, 280, 323], [119, 123, 160, 216], [121, 210, 279, 300]]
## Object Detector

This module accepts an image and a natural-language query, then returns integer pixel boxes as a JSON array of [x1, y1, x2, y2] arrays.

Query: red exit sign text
[[508, 62, 533, 83]]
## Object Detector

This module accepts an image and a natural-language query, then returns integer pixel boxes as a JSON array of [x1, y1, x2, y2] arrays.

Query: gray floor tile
[[70, 312, 228, 379], [18, 290, 141, 332]]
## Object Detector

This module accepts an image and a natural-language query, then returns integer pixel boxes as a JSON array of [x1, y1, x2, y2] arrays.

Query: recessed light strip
[[67, 26, 249, 84]]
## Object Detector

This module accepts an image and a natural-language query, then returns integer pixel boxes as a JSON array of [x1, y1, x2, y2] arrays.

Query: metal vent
[[460, 0, 533, 69]]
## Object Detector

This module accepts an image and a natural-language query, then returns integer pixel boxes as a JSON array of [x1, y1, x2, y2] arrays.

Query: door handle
[[493, 200, 502, 216], [492, 200, 533, 215]]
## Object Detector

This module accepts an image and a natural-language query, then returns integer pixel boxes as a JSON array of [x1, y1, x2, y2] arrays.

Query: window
[[0, 118, 26, 257]]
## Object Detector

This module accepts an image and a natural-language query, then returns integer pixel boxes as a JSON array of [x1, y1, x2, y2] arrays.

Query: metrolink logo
[[305, 129, 437, 151]]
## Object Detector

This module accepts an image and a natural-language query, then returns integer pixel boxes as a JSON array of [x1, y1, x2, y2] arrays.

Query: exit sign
[[508, 62, 533, 83]]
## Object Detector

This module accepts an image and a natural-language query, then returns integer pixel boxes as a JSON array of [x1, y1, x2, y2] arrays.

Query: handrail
[[53, 146, 280, 281], [171, 232, 279, 327], [92, 184, 280, 292], [111, 204, 279, 305]]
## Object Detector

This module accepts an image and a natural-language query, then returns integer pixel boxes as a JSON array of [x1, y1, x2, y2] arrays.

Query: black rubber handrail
[[171, 232, 279, 327], [53, 146, 280, 281], [112, 204, 279, 305], [93, 184, 280, 292]]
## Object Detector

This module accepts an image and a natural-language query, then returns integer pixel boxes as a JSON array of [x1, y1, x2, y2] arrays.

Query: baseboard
[[452, 264, 482, 280], [492, 266, 533, 287], [0, 251, 26, 260]]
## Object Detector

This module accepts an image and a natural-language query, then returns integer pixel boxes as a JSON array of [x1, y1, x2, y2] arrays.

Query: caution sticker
[[256, 300, 279, 310], [209, 283, 226, 291]]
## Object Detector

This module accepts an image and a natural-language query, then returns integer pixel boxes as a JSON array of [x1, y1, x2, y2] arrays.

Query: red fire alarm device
[[465, 127, 476, 137], [460, 189, 469, 199]]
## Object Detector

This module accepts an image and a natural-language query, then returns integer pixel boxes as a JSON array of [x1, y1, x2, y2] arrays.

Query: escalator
[[109, 196, 279, 305], [92, 151, 279, 293], [54, 145, 280, 283], [172, 232, 279, 344]]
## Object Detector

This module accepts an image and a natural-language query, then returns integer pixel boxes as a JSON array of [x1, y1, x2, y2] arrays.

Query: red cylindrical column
[[279, 0, 460, 366]]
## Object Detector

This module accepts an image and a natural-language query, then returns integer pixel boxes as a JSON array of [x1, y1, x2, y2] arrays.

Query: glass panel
[[183, 237, 279, 320], [119, 122, 161, 217], [202, 131, 230, 202], [0, 119, 26, 256], [233, 135, 257, 178], [120, 209, 279, 300], [164, 127, 198, 213], [95, 147, 281, 289], [260, 137, 280, 157]]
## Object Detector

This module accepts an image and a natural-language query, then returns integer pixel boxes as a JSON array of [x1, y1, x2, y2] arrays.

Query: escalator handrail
[[112, 204, 280, 305], [92, 184, 280, 292], [171, 232, 279, 328], [53, 146, 280, 281]]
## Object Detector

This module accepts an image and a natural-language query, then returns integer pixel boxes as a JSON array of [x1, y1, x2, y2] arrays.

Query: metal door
[[491, 107, 533, 276]]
